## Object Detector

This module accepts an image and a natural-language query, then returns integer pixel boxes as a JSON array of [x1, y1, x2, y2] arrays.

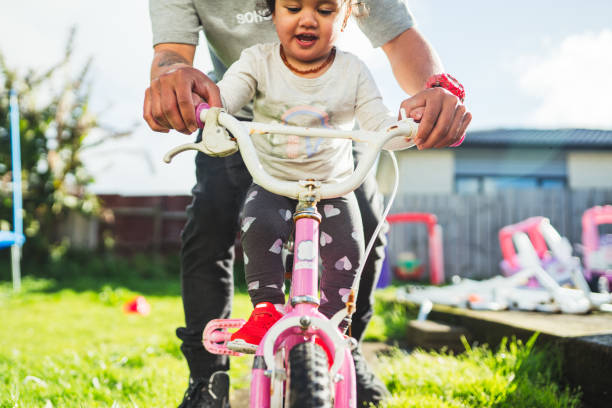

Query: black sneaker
[[178, 372, 230, 408], [352, 346, 390, 407]]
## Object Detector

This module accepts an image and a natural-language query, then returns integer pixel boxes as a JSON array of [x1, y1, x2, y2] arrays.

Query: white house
[[377, 128, 612, 195]]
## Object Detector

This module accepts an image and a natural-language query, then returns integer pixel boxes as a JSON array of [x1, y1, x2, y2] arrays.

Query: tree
[[0, 29, 101, 263]]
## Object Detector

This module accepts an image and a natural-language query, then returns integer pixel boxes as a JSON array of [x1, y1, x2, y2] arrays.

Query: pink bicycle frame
[[170, 103, 418, 408], [250, 208, 356, 407]]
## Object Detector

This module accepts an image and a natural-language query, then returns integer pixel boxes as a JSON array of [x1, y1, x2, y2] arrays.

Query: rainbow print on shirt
[[280, 105, 331, 158]]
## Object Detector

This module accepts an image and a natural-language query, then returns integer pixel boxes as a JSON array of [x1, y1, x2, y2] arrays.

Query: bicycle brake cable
[[348, 150, 400, 313]]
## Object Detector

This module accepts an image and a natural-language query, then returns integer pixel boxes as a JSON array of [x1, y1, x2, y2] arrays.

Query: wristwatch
[[426, 73, 465, 103]]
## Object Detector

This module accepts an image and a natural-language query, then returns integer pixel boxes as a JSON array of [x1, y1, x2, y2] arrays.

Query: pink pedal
[[202, 318, 246, 356]]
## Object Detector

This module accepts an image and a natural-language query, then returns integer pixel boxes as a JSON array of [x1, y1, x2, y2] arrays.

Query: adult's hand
[[400, 87, 472, 150], [143, 43, 223, 134], [143, 66, 222, 134]]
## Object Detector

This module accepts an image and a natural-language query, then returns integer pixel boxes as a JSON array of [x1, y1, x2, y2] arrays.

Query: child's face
[[273, 0, 344, 66]]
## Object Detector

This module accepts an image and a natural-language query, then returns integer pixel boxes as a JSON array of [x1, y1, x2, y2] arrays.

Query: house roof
[[463, 128, 612, 149]]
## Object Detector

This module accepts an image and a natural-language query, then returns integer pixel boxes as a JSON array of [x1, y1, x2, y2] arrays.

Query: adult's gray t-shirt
[[149, 0, 415, 79]]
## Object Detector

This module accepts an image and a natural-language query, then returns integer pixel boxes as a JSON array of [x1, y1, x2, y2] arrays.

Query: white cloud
[[517, 29, 612, 129]]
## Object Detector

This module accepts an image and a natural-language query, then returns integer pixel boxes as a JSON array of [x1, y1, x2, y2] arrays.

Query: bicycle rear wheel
[[286, 342, 333, 408]]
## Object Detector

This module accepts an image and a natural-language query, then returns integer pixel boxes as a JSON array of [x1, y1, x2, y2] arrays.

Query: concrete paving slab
[[430, 305, 612, 338]]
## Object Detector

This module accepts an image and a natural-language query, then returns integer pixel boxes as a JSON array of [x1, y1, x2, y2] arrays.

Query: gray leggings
[[240, 184, 364, 318]]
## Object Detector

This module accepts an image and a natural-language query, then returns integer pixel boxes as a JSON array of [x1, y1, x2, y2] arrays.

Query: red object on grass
[[123, 296, 151, 316]]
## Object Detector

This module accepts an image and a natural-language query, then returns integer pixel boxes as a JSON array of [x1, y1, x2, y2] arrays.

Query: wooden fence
[[94, 190, 612, 278], [385, 189, 612, 281], [99, 195, 191, 253]]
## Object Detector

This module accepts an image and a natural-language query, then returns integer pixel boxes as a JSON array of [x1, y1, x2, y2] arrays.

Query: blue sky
[[404, 0, 612, 129], [1, 1, 611, 194]]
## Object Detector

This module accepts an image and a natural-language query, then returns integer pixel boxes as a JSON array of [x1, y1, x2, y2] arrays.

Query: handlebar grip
[[195, 103, 210, 128]]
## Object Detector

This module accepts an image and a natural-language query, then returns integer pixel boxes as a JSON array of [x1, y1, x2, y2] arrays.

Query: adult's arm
[[382, 28, 472, 149], [144, 0, 223, 134], [381, 28, 442, 94]]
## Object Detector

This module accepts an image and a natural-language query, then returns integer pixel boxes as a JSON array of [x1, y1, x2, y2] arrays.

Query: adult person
[[143, 1, 471, 407]]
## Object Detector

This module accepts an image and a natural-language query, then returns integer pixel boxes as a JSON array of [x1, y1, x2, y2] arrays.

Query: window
[[455, 177, 479, 194], [454, 147, 568, 194], [540, 178, 565, 189], [483, 176, 537, 193], [456, 175, 566, 194]]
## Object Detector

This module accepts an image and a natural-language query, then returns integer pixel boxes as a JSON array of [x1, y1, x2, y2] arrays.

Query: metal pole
[[9, 89, 24, 292], [11, 244, 21, 291]]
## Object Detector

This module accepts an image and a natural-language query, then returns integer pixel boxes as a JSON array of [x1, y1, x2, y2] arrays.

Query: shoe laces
[[180, 376, 224, 408], [251, 310, 279, 329], [180, 377, 207, 406]]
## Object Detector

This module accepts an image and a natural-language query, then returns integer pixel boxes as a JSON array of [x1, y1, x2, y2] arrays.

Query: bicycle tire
[[287, 342, 333, 408]]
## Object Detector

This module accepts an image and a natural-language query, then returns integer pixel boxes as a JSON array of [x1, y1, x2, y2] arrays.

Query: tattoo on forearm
[[157, 51, 189, 67]]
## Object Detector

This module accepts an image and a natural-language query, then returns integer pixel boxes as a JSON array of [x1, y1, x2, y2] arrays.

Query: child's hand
[[399, 88, 471, 150]]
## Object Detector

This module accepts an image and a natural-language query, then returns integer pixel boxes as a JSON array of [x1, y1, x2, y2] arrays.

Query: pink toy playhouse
[[386, 212, 445, 285], [582, 205, 612, 291]]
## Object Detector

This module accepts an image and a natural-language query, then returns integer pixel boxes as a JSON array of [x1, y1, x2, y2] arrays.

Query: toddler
[[212, 0, 403, 353]]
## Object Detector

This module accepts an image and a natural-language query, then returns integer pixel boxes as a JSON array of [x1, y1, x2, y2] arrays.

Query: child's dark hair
[[258, 0, 367, 20], [258, 0, 275, 17]]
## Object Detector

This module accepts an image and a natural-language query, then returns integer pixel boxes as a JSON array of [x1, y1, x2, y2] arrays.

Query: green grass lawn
[[1, 277, 580, 407], [377, 338, 580, 408]]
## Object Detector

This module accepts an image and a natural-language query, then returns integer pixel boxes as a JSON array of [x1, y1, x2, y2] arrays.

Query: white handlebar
[[164, 106, 418, 200]]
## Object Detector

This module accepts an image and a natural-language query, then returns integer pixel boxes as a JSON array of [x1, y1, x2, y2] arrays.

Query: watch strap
[[426, 73, 465, 102]]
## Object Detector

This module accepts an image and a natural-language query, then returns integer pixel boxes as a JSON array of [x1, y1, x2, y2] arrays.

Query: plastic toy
[[582, 205, 612, 291], [386, 212, 444, 285], [499, 217, 574, 286], [399, 219, 612, 315]]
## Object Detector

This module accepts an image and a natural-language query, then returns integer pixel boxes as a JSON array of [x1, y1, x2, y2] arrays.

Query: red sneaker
[[227, 302, 283, 354]]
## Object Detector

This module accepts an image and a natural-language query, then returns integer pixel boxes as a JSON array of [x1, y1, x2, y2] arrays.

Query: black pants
[[241, 184, 364, 319], [176, 150, 387, 379]]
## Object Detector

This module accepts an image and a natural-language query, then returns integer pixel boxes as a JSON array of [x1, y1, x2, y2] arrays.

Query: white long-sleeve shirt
[[218, 43, 395, 183]]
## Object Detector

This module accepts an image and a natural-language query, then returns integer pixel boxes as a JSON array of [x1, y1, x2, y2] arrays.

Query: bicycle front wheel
[[287, 342, 333, 408]]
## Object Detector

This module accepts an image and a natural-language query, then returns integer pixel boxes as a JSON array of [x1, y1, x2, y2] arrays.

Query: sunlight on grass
[[1, 278, 581, 407], [378, 336, 581, 408], [363, 286, 417, 342], [0, 277, 252, 407]]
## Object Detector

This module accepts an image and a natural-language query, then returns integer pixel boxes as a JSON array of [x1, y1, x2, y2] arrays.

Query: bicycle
[[164, 103, 418, 408]]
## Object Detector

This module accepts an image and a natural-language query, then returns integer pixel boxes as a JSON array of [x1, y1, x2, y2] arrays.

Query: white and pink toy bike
[[165, 103, 417, 408]]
